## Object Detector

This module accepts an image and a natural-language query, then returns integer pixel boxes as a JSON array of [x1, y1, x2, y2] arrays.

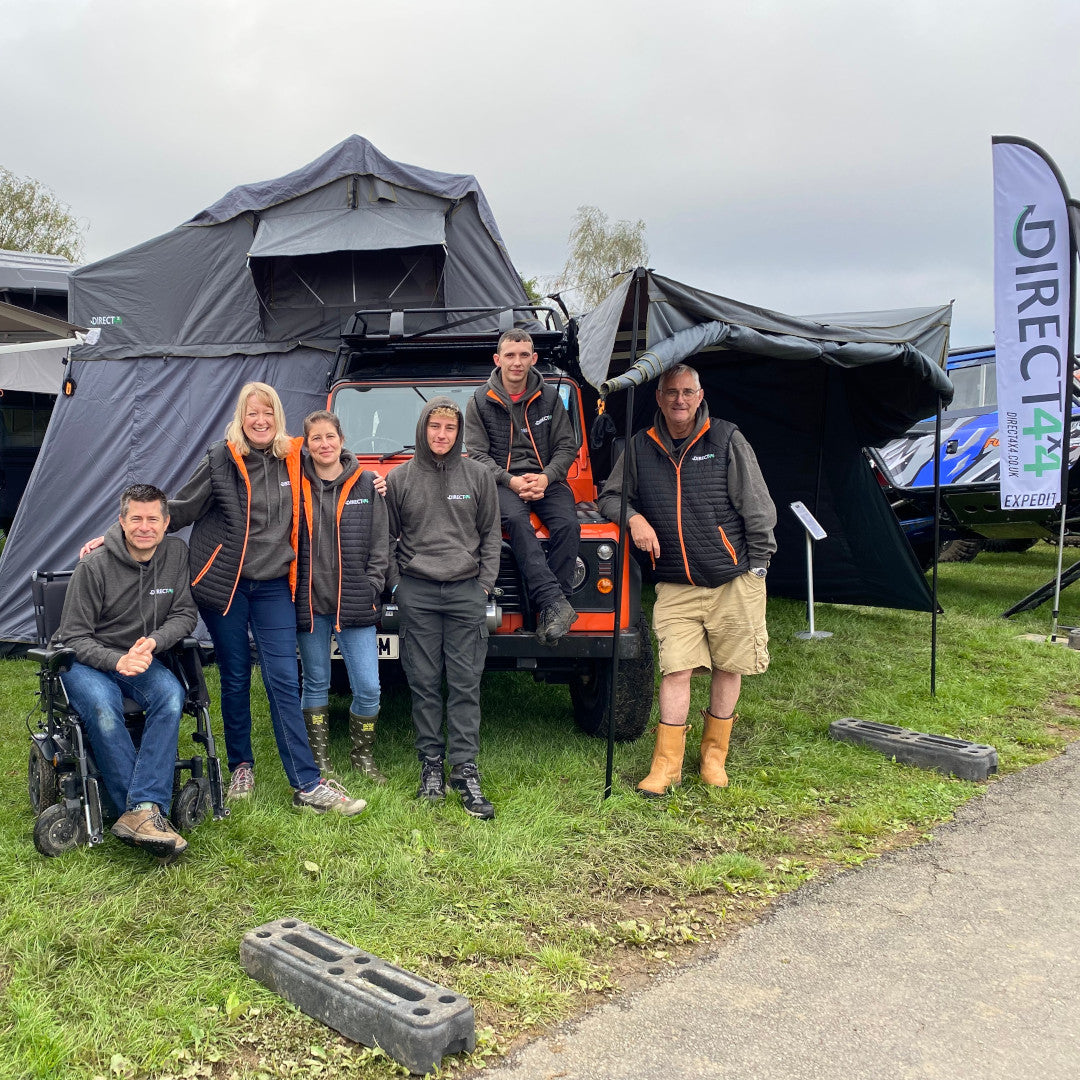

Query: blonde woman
[[167, 382, 366, 815]]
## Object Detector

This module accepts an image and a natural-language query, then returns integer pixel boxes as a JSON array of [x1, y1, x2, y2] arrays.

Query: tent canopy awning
[[248, 206, 447, 259], [579, 271, 953, 447]]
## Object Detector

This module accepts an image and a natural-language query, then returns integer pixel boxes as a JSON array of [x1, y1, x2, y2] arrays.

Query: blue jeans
[[297, 617, 380, 715], [61, 658, 184, 814], [200, 577, 320, 792]]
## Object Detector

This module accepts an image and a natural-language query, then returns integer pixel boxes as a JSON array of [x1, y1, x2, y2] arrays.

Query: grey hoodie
[[56, 521, 198, 672], [386, 397, 501, 592]]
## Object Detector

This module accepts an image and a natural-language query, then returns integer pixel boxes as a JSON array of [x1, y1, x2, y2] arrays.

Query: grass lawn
[[2, 546, 1079, 1079]]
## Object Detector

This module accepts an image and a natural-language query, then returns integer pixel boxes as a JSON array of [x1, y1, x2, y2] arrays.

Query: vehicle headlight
[[570, 557, 587, 590], [597, 543, 615, 561]]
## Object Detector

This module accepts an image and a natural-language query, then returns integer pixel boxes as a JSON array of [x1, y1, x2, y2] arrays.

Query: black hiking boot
[[448, 762, 495, 820], [417, 756, 446, 802]]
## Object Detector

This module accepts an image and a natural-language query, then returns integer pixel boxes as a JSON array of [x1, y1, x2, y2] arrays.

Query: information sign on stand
[[790, 501, 832, 640]]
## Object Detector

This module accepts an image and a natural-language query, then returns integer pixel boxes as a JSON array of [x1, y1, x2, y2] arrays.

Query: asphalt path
[[488, 742, 1080, 1079]]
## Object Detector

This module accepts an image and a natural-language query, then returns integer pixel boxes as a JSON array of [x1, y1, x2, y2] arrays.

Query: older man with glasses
[[599, 363, 776, 796]]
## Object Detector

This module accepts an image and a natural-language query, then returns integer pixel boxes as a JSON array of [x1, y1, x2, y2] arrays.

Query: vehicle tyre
[[33, 803, 87, 857], [938, 538, 984, 563], [28, 740, 59, 815], [569, 615, 655, 742], [171, 779, 210, 832]]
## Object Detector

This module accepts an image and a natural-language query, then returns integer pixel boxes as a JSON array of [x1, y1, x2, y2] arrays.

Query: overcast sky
[[3, 0, 1078, 347]]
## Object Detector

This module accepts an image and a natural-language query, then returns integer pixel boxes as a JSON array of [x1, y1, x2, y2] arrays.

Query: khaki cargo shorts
[[653, 572, 770, 677]]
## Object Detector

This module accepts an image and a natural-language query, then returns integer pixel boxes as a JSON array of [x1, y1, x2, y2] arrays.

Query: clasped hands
[[116, 636, 157, 676], [509, 473, 549, 502]]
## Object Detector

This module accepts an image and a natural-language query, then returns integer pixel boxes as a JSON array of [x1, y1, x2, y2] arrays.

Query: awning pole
[[604, 268, 646, 799]]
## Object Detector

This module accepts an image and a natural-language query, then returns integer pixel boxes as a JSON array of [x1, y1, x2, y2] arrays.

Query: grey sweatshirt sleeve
[[597, 448, 643, 525], [167, 454, 214, 530], [475, 468, 502, 593], [541, 398, 579, 485], [385, 468, 404, 593], [57, 561, 124, 672], [464, 398, 513, 487], [365, 483, 390, 597], [727, 431, 777, 567]]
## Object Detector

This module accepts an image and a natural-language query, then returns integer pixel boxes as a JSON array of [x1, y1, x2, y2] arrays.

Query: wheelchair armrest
[[178, 637, 202, 653], [27, 646, 76, 674]]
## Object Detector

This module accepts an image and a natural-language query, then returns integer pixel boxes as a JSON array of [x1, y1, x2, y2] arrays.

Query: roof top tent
[[0, 136, 532, 644], [571, 269, 954, 612]]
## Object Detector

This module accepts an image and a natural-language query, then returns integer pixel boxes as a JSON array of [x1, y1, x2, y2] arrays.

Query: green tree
[[520, 275, 545, 305], [558, 205, 648, 313], [0, 166, 84, 262]]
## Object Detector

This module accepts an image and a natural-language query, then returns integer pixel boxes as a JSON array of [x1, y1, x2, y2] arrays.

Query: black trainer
[[417, 756, 446, 802], [448, 762, 495, 820]]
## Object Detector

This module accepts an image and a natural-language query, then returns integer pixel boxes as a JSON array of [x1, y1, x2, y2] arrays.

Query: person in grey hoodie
[[57, 484, 196, 856], [386, 397, 501, 819], [296, 410, 389, 781]]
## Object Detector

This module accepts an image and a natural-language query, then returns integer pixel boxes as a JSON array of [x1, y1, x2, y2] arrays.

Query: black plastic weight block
[[240, 919, 475, 1075], [829, 718, 998, 781]]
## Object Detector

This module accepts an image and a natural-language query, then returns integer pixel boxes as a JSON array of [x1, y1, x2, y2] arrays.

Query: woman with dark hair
[[296, 410, 389, 781], [166, 382, 368, 815]]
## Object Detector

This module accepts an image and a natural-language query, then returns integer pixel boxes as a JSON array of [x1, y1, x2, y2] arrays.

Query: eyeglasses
[[661, 388, 701, 400]]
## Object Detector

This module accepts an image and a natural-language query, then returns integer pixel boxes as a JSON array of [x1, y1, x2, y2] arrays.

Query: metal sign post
[[790, 501, 832, 640]]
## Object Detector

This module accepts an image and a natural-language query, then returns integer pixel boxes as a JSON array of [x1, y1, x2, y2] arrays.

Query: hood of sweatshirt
[[483, 365, 543, 408], [650, 399, 711, 458], [414, 396, 465, 470]]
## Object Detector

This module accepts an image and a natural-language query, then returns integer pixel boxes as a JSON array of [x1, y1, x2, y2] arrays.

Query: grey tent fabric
[[0, 137, 529, 644], [248, 206, 446, 258], [574, 270, 954, 612]]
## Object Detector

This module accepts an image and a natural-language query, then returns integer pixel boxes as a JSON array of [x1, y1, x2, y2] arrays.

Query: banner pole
[[931, 398, 942, 696]]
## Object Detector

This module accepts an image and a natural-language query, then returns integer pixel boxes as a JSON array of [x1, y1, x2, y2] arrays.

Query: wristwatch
[[749, 567, 767, 579]]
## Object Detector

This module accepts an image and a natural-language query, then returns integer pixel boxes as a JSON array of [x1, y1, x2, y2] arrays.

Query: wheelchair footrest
[[829, 718, 998, 781], [240, 918, 475, 1075]]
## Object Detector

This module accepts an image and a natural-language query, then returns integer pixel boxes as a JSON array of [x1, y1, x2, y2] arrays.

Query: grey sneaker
[[112, 806, 187, 855], [537, 597, 577, 646], [226, 763, 254, 801], [448, 762, 495, 820], [417, 756, 446, 802], [293, 778, 367, 816]]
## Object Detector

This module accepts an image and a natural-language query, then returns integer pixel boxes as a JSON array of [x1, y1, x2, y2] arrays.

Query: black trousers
[[498, 480, 579, 609], [397, 574, 488, 766]]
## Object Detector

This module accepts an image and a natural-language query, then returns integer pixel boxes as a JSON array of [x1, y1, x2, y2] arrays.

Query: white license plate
[[328, 634, 399, 661]]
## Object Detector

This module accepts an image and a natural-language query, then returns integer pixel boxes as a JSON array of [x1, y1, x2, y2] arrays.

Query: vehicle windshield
[[947, 361, 996, 412], [332, 380, 579, 456], [331, 384, 475, 455]]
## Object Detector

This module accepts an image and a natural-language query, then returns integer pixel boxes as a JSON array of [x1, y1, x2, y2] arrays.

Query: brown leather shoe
[[111, 807, 187, 856]]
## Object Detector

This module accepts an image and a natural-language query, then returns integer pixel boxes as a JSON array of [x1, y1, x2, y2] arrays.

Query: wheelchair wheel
[[28, 741, 59, 814], [171, 779, 210, 832], [33, 803, 88, 857]]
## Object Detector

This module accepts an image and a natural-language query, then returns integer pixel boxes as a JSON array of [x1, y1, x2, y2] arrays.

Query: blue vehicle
[[869, 346, 1080, 565]]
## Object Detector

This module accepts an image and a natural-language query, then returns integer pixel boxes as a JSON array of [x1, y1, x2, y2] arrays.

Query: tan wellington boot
[[637, 721, 690, 798], [349, 712, 387, 785], [302, 707, 333, 775], [700, 709, 737, 788]]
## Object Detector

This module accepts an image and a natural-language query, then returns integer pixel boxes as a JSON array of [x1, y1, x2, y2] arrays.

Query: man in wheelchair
[[54, 483, 197, 856]]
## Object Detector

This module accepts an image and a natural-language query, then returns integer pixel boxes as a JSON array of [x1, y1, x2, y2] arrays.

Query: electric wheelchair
[[27, 570, 229, 856]]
